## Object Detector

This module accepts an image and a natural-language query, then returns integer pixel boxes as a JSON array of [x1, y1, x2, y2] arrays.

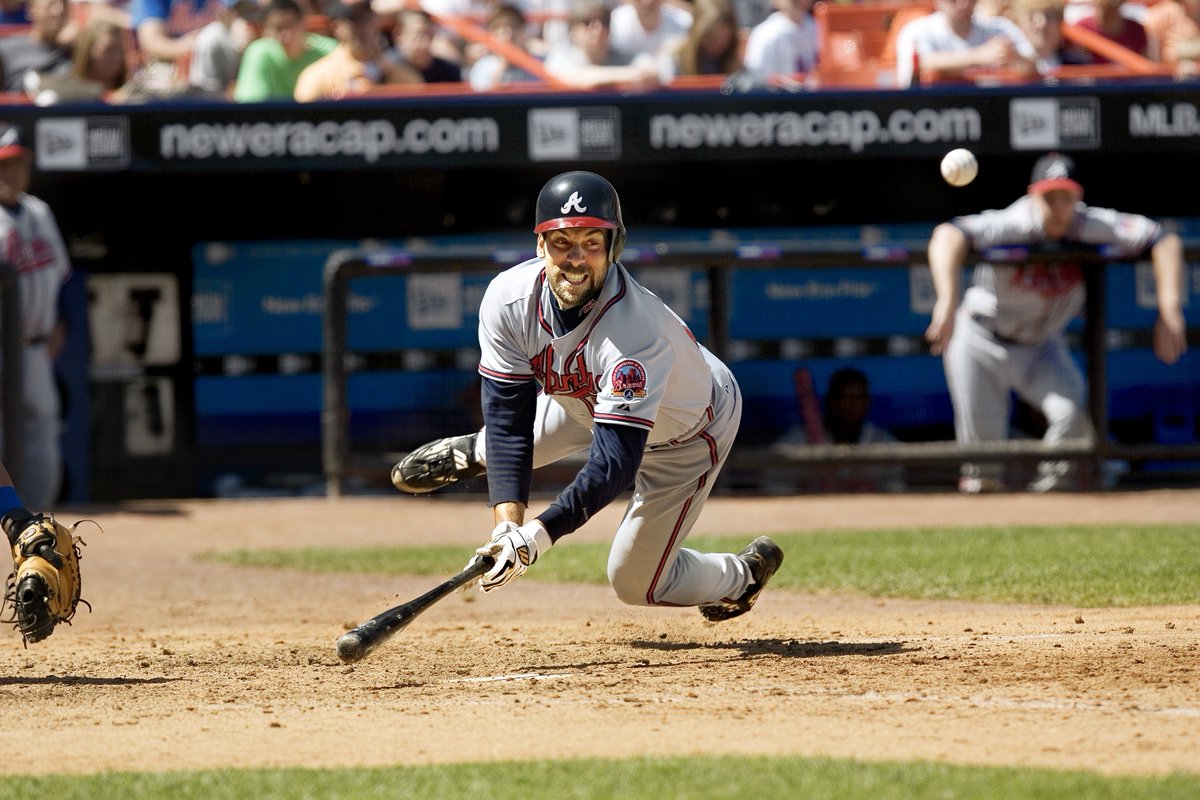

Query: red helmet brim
[[534, 217, 619, 234]]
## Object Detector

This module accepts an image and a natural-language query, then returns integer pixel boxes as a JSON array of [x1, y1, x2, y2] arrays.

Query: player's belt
[[970, 314, 1024, 346]]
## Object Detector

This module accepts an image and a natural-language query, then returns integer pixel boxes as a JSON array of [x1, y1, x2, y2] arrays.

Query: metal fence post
[[1083, 263, 1109, 486], [322, 250, 355, 498]]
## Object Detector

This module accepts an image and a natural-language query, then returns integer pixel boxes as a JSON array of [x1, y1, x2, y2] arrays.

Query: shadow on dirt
[[630, 638, 914, 658], [0, 675, 182, 686]]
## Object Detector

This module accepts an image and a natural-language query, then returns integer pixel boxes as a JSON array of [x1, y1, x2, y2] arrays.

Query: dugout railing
[[321, 240, 1200, 497]]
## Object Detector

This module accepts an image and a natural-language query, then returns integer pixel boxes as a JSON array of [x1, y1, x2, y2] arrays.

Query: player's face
[[0, 156, 30, 205], [539, 227, 611, 309], [1034, 188, 1079, 238]]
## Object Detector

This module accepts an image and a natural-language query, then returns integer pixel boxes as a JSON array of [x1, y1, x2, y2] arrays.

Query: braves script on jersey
[[0, 194, 71, 340], [478, 259, 716, 446], [953, 195, 1162, 345]]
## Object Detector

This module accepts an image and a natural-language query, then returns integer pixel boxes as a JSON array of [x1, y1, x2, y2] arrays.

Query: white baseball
[[940, 148, 978, 187]]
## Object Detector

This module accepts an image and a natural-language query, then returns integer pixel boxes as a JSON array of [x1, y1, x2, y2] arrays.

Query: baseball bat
[[793, 367, 826, 445], [336, 556, 495, 664]]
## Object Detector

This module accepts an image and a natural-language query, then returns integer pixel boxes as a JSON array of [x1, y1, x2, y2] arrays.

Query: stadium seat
[[813, 1, 934, 88]]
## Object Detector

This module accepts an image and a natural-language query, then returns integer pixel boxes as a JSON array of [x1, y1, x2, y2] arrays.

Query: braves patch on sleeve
[[609, 359, 648, 402]]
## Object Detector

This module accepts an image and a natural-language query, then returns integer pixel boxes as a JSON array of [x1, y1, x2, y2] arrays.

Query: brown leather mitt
[[2, 512, 88, 645]]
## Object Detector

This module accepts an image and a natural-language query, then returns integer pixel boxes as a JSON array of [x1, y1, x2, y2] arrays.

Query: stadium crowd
[[0, 0, 1194, 104]]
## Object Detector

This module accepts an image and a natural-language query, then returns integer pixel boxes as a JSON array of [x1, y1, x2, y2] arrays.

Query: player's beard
[[547, 261, 608, 309]]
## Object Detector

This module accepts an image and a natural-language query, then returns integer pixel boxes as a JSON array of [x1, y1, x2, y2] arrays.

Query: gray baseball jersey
[[0, 192, 71, 508], [478, 258, 717, 446], [0, 193, 71, 340], [953, 195, 1162, 345], [475, 257, 751, 607], [944, 195, 1162, 487]]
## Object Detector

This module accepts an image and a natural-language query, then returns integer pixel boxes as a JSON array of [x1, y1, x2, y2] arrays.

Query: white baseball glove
[[468, 520, 552, 592]]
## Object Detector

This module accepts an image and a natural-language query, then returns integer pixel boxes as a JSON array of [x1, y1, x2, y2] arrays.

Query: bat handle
[[466, 554, 495, 579]]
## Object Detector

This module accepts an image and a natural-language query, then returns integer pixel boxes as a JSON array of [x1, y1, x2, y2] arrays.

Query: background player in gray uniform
[[0, 123, 71, 508], [393, 171, 782, 620], [925, 152, 1188, 493]]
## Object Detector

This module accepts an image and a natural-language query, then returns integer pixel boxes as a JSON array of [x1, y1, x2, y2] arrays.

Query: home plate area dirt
[[1, 491, 1197, 777]]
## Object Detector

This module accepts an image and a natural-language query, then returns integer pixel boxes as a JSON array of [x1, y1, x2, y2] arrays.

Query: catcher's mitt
[[2, 513, 89, 645]]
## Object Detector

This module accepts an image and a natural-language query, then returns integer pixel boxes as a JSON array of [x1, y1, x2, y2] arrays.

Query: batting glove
[[471, 520, 552, 593]]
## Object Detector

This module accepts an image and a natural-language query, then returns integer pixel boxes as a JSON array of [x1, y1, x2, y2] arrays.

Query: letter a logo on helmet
[[560, 192, 587, 214]]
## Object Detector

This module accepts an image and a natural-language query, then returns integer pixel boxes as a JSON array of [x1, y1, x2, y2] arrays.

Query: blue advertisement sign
[[191, 240, 711, 429], [193, 240, 341, 355], [1106, 261, 1200, 330], [192, 240, 498, 355], [192, 240, 712, 358], [191, 230, 1195, 449], [730, 266, 928, 339]]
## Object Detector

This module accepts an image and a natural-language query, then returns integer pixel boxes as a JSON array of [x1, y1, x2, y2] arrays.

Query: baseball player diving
[[924, 152, 1188, 493], [393, 170, 782, 619]]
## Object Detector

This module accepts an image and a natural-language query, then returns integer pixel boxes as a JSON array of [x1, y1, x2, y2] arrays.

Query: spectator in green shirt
[[233, 0, 336, 102]]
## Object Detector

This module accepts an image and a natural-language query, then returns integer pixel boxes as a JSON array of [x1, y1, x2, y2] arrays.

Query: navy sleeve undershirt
[[482, 378, 648, 538], [536, 422, 647, 541], [481, 376, 537, 509], [484, 282, 645, 539]]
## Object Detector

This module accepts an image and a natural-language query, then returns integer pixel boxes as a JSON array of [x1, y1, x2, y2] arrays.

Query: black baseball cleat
[[698, 536, 784, 622], [391, 433, 486, 494]]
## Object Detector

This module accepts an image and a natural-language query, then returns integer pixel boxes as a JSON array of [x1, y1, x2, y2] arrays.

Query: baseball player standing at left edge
[[393, 171, 783, 621], [0, 121, 71, 509]]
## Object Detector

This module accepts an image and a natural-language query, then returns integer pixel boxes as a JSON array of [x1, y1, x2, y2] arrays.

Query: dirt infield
[[1, 490, 1198, 777]]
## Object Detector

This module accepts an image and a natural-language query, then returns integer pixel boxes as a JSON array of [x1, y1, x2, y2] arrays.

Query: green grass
[[204, 524, 1200, 607], [9, 755, 1200, 800]]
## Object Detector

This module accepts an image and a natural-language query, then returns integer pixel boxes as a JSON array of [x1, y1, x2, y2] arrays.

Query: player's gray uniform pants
[[0, 342, 62, 508], [944, 312, 1090, 480], [477, 354, 751, 607]]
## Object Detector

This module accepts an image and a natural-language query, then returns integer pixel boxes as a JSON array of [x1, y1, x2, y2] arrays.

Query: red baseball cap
[[1029, 152, 1083, 197]]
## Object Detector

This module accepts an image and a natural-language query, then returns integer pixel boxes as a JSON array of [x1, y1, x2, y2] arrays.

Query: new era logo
[[35, 117, 130, 171], [1010, 98, 1100, 150], [528, 108, 622, 161]]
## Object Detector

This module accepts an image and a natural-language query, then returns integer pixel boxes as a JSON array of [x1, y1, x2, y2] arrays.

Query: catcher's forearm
[[1, 504, 35, 547], [0, 482, 23, 544]]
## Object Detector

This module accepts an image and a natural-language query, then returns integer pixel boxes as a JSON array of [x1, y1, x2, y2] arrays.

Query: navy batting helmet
[[534, 171, 626, 263]]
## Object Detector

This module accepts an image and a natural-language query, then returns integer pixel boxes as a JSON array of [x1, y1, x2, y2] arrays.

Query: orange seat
[[812, 1, 934, 88], [826, 31, 865, 71]]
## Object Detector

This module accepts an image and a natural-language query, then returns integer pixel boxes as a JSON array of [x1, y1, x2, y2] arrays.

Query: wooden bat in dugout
[[336, 556, 495, 664]]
